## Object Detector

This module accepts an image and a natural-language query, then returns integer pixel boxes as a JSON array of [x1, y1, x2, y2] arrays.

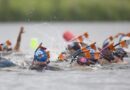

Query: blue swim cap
[[34, 49, 48, 62]]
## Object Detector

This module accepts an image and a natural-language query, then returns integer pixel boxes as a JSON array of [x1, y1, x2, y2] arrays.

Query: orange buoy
[[63, 31, 75, 41]]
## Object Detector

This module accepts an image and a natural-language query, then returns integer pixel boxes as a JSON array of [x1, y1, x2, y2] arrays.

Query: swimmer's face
[[109, 36, 113, 41]]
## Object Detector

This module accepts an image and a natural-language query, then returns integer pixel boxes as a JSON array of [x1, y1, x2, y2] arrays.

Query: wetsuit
[[102, 38, 114, 62]]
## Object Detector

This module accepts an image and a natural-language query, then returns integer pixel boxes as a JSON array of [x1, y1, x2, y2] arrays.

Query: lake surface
[[0, 22, 130, 90]]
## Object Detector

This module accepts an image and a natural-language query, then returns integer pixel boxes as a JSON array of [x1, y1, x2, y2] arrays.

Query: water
[[0, 22, 130, 90]]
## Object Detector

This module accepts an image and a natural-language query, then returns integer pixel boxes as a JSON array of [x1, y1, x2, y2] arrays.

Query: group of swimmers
[[0, 28, 130, 71], [58, 32, 130, 66]]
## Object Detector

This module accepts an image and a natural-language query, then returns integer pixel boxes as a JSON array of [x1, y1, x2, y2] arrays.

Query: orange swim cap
[[6, 40, 12, 46]]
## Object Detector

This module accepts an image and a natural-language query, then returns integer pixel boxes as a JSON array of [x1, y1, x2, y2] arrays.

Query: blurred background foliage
[[0, 0, 130, 21]]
